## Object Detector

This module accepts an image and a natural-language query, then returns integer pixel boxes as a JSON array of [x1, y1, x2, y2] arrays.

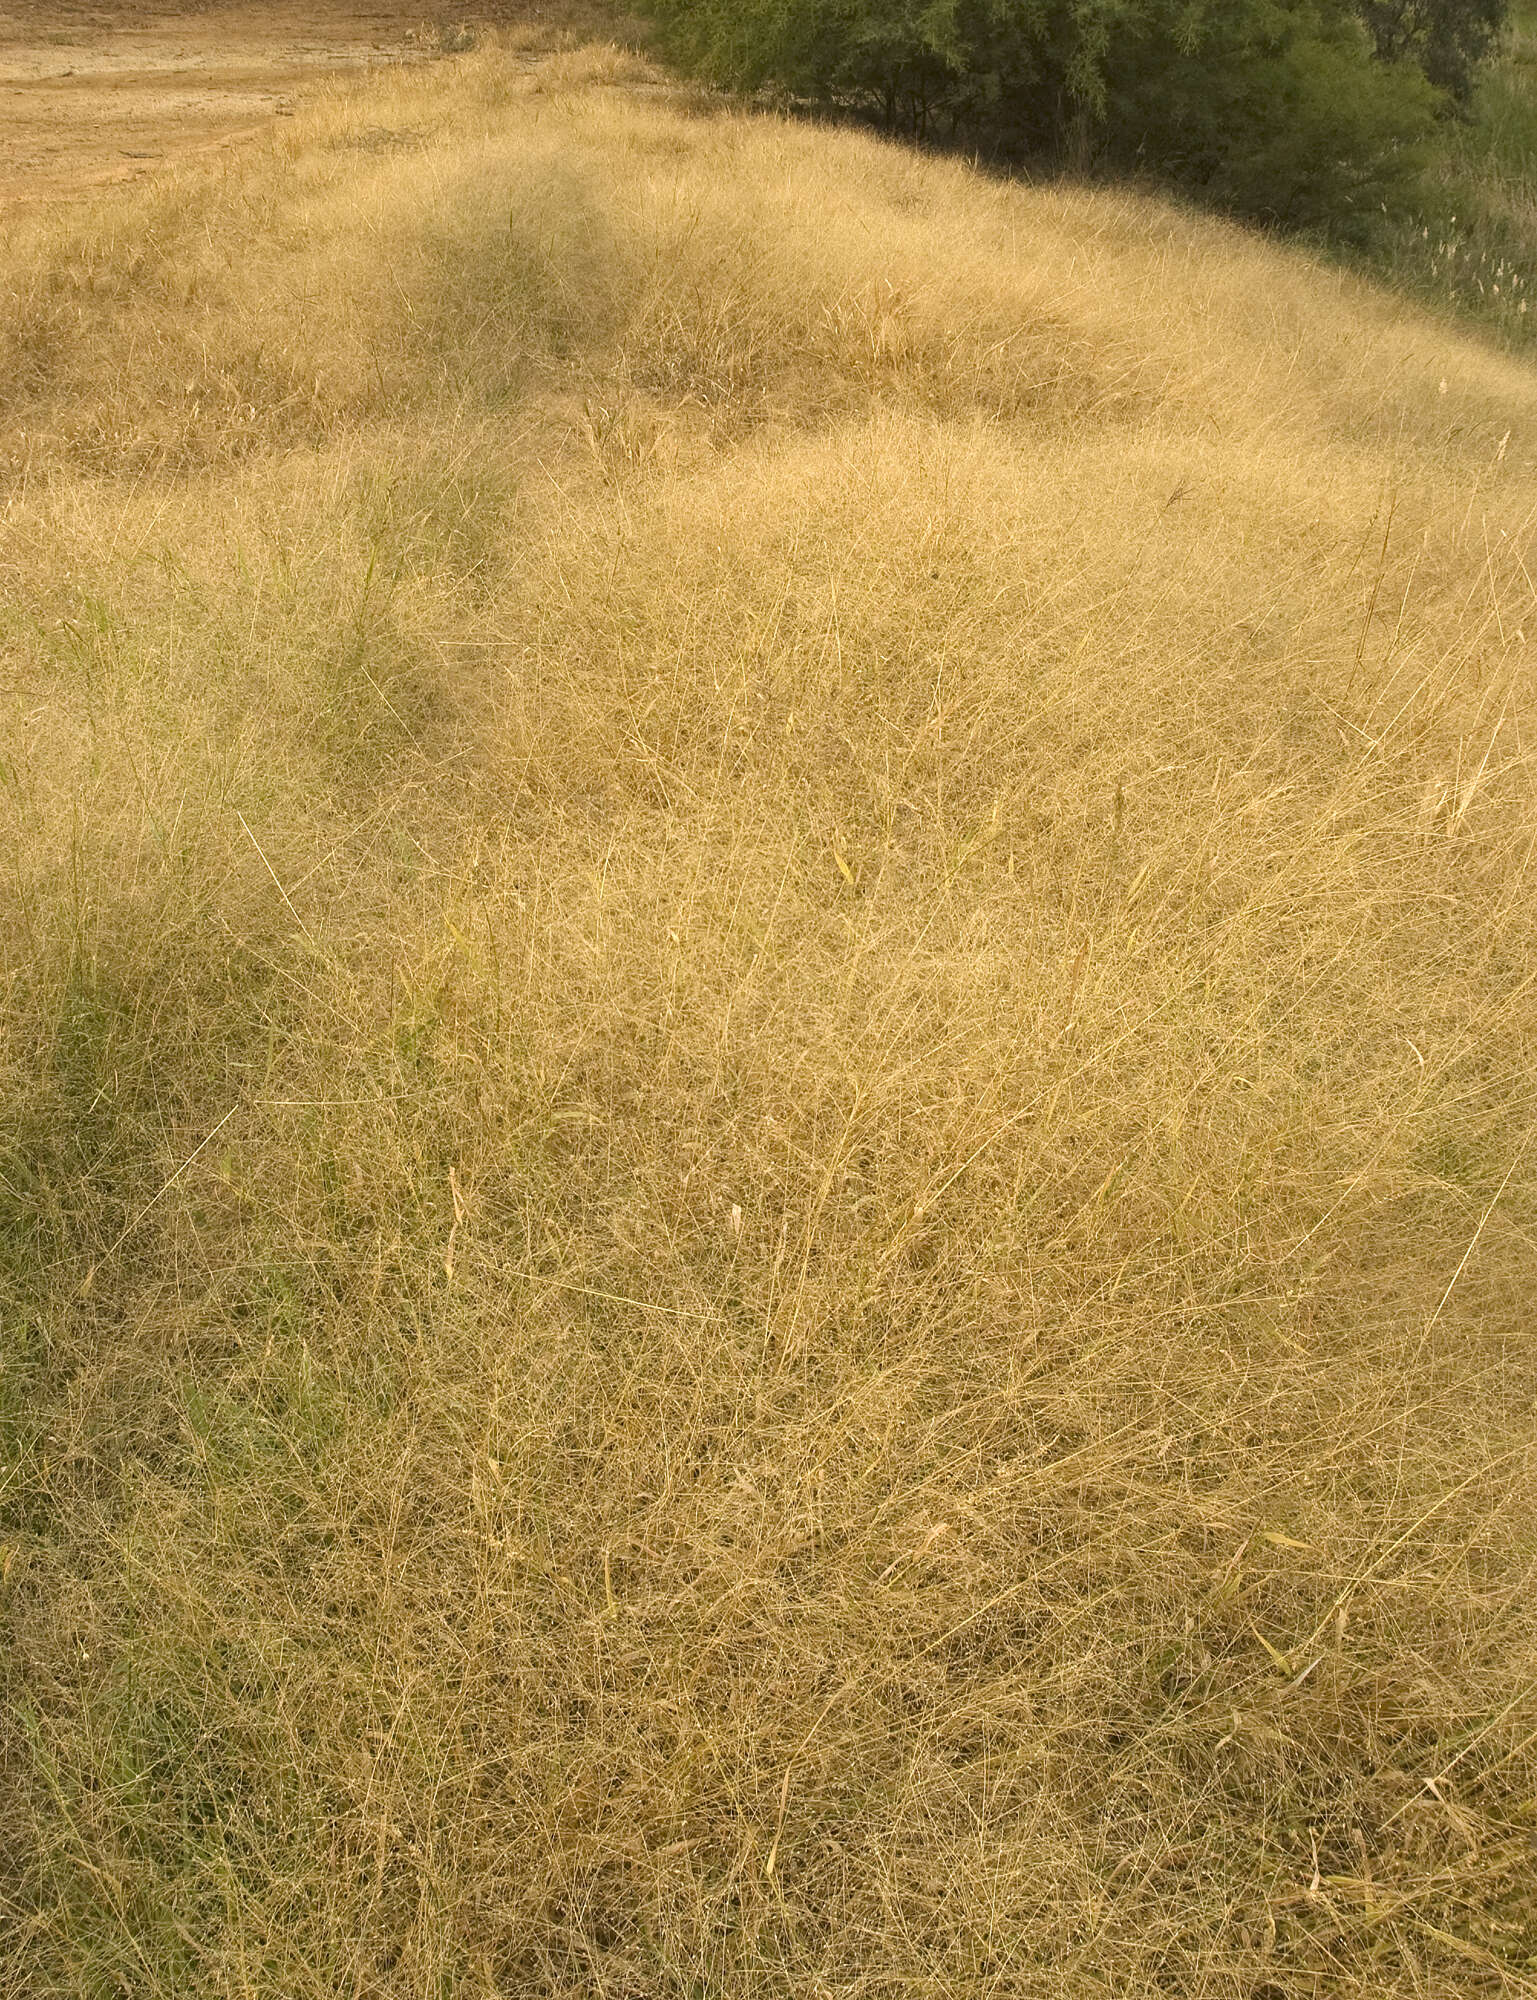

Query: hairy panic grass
[[1, 38, 1537, 1998]]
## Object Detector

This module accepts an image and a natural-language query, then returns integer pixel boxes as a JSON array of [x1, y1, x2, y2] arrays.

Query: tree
[[1354, 0, 1507, 104], [642, 0, 1442, 233], [1099, 0, 1441, 231]]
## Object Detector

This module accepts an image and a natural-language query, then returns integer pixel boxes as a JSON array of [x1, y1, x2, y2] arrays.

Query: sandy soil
[[0, 0, 447, 207]]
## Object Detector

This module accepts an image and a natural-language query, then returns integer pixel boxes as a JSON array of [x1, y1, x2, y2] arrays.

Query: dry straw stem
[[2, 31, 1537, 1999]]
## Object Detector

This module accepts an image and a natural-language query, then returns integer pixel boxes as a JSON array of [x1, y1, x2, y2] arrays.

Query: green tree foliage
[[642, 0, 1443, 232], [1355, 0, 1508, 104]]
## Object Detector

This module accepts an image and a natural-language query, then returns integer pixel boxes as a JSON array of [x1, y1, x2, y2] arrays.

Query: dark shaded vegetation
[[1359, 0, 1507, 100], [640, 0, 1513, 236]]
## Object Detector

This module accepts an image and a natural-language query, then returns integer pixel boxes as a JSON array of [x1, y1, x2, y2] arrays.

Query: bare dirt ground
[[0, 0, 458, 208]]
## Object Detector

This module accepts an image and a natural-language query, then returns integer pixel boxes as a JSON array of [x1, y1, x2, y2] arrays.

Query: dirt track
[[0, 0, 442, 207]]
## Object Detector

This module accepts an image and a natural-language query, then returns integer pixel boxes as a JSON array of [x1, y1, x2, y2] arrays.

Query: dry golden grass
[[3, 37, 1537, 1997]]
